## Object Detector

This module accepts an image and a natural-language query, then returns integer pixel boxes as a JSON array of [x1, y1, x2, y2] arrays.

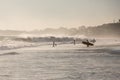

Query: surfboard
[[82, 41, 94, 47]]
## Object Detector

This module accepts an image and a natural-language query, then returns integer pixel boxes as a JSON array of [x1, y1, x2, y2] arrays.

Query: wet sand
[[0, 44, 120, 80]]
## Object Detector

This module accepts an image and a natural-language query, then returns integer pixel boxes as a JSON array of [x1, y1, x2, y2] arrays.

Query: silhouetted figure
[[51, 36, 56, 47], [82, 39, 94, 47], [73, 39, 76, 45], [90, 39, 96, 43], [86, 40, 89, 47], [52, 41, 57, 47], [53, 41, 55, 47]]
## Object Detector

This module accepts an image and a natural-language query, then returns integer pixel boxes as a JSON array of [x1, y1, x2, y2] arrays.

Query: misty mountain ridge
[[0, 22, 120, 38]]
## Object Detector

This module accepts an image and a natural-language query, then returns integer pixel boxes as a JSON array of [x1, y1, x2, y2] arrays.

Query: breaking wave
[[0, 35, 120, 50]]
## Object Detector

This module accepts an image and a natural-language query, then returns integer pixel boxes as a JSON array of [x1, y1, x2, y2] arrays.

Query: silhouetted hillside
[[84, 23, 120, 38], [0, 22, 120, 38], [0, 30, 26, 36], [37, 22, 120, 38]]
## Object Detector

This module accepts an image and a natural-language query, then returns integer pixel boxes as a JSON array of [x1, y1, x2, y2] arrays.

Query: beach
[[0, 43, 120, 80]]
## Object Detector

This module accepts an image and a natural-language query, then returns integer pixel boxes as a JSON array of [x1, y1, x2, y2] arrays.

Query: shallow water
[[0, 44, 120, 80]]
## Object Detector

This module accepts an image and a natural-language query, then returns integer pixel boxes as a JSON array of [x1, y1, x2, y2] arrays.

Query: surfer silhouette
[[86, 40, 89, 47], [82, 39, 94, 47]]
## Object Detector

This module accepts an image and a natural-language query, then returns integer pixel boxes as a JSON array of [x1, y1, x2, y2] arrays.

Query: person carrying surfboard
[[82, 39, 94, 47]]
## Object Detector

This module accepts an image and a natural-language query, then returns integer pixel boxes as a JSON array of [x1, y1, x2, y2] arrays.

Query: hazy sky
[[0, 0, 120, 31]]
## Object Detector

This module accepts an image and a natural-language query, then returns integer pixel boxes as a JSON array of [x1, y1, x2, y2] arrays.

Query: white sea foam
[[0, 40, 34, 50], [0, 35, 120, 50], [95, 38, 120, 46]]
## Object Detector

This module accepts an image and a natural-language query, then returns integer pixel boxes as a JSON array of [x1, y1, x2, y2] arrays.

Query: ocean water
[[0, 43, 120, 80]]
